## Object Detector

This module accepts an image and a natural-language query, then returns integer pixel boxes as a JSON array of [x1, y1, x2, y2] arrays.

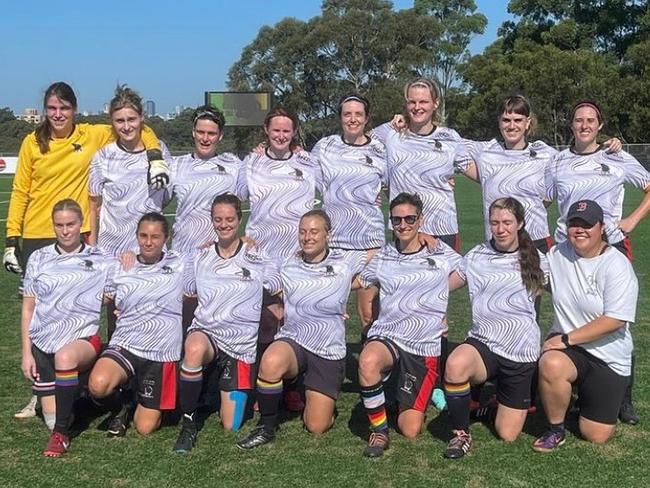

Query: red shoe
[[283, 390, 305, 412], [43, 431, 70, 457]]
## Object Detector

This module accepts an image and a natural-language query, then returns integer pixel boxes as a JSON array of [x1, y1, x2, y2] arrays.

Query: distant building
[[145, 100, 156, 117], [103, 103, 109, 114], [175, 104, 185, 116], [16, 108, 42, 124]]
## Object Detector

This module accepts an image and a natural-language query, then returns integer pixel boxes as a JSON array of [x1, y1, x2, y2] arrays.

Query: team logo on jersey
[[238, 267, 252, 280], [81, 259, 94, 271], [215, 163, 226, 174], [364, 155, 374, 166], [291, 168, 304, 180], [430, 140, 443, 150], [598, 163, 611, 176], [400, 373, 416, 394], [72, 143, 82, 152], [142, 379, 155, 399], [425, 257, 438, 270], [244, 250, 263, 263], [222, 362, 232, 379], [323, 265, 336, 277], [161, 265, 174, 274]]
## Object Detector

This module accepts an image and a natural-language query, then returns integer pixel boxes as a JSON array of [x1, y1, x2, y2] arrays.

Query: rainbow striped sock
[[444, 381, 470, 398], [361, 382, 388, 433], [55, 369, 79, 388], [180, 363, 203, 382], [256, 378, 283, 395]]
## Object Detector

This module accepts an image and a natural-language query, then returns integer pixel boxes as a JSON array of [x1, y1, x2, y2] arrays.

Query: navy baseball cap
[[566, 200, 604, 226]]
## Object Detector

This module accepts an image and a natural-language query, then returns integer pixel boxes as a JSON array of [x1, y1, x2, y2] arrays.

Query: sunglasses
[[390, 214, 419, 226]]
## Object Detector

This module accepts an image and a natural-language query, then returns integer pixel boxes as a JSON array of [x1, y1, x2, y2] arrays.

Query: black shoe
[[363, 431, 390, 458], [173, 419, 198, 454], [619, 402, 640, 425], [107, 406, 130, 437], [236, 425, 275, 450], [444, 431, 473, 459]]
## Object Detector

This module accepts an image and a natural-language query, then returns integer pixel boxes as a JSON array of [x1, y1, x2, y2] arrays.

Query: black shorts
[[277, 338, 345, 400], [557, 345, 629, 424], [611, 237, 633, 261], [436, 234, 461, 253], [101, 345, 177, 411], [194, 330, 256, 392], [533, 236, 553, 254], [31, 335, 102, 397], [465, 337, 536, 410], [368, 337, 439, 413]]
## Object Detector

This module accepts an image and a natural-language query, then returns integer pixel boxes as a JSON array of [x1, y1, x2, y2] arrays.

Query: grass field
[[0, 174, 648, 488]]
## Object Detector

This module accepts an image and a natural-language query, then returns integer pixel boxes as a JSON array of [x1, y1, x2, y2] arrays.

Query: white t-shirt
[[548, 242, 638, 376], [359, 241, 461, 357], [465, 139, 557, 241]]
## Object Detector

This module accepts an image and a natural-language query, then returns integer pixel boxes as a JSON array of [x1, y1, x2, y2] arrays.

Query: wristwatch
[[561, 333, 571, 347]]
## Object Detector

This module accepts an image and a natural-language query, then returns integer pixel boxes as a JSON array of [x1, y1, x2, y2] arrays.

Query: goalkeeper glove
[[4, 236, 23, 274], [146, 149, 170, 190]]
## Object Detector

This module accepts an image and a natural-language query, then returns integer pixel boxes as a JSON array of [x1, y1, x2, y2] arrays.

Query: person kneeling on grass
[[442, 197, 548, 459], [356, 192, 462, 458], [236, 210, 365, 449], [20, 199, 114, 457], [172, 194, 282, 454], [533, 200, 638, 452], [89, 213, 193, 437]]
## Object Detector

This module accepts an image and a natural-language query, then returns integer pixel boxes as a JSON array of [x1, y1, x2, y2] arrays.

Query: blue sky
[[1, 1, 512, 115]]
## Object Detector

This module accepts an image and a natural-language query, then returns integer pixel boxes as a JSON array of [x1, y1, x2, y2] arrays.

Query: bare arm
[[619, 184, 650, 234], [448, 270, 466, 292], [542, 315, 625, 352], [20, 296, 37, 381], [88, 196, 102, 246]]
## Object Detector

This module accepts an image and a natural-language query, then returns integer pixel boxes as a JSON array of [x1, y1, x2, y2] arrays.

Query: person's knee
[[304, 417, 332, 435], [497, 426, 521, 442], [400, 424, 421, 439], [358, 352, 382, 382], [88, 372, 112, 398], [259, 351, 287, 380], [444, 353, 469, 383], [134, 416, 160, 435], [183, 337, 207, 365], [581, 426, 614, 444], [54, 349, 77, 370], [538, 353, 567, 382]]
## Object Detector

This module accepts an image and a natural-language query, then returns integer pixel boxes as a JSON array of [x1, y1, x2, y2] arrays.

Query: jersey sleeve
[[235, 156, 251, 201], [182, 255, 196, 296], [103, 259, 120, 298], [358, 250, 380, 288], [544, 156, 558, 201], [602, 256, 638, 323], [442, 244, 463, 274], [452, 138, 473, 173], [617, 152, 650, 190], [6, 135, 35, 237], [370, 122, 394, 145], [88, 149, 106, 197], [539, 251, 550, 287], [462, 138, 488, 162], [456, 254, 468, 281], [262, 258, 283, 295], [22, 249, 41, 297]]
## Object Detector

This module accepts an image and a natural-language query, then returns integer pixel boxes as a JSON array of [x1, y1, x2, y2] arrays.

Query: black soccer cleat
[[236, 425, 276, 450]]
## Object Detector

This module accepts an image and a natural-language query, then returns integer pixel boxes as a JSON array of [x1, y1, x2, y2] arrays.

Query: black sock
[[53, 368, 79, 436], [256, 377, 283, 430], [179, 363, 204, 415], [445, 380, 471, 433], [550, 422, 565, 433]]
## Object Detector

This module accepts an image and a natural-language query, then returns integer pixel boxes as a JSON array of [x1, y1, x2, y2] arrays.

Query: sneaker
[[431, 388, 447, 411], [444, 431, 473, 459], [532, 429, 566, 453], [107, 406, 130, 438], [43, 431, 70, 457], [363, 431, 390, 458], [173, 419, 198, 454], [283, 390, 305, 412], [236, 425, 275, 450], [14, 395, 38, 419], [619, 402, 640, 425]]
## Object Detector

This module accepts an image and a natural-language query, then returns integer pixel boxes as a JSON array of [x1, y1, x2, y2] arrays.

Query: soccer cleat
[[107, 406, 130, 438], [618, 402, 640, 425], [532, 429, 566, 453], [470, 396, 497, 421], [283, 390, 305, 412], [14, 395, 38, 419], [236, 425, 276, 450], [43, 431, 70, 457], [431, 388, 447, 411], [173, 418, 198, 454], [363, 431, 390, 458], [444, 431, 473, 459]]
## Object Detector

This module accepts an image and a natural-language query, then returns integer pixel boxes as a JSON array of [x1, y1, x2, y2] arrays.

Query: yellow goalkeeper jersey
[[6, 124, 160, 239]]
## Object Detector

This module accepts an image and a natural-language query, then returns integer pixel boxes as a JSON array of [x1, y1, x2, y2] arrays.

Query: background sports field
[[0, 175, 647, 487]]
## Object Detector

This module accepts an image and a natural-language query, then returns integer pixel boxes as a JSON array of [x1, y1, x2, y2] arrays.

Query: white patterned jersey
[[465, 139, 557, 241], [459, 241, 549, 363], [359, 242, 461, 357], [106, 251, 193, 362], [24, 244, 113, 354], [275, 249, 365, 360], [89, 141, 171, 256], [187, 242, 282, 364], [312, 135, 387, 249], [237, 150, 320, 259], [545, 148, 650, 243], [372, 123, 472, 236], [169, 153, 241, 254]]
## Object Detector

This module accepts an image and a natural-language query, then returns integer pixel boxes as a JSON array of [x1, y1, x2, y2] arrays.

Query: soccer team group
[[4, 78, 649, 460]]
